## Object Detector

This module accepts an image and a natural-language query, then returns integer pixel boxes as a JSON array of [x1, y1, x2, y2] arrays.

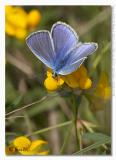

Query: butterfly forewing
[[26, 31, 55, 68], [51, 22, 79, 64]]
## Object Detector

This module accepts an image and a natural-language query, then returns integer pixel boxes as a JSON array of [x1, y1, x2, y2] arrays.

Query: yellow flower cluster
[[44, 65, 92, 91], [6, 136, 49, 155], [90, 72, 111, 112], [95, 72, 111, 100], [5, 6, 41, 40]]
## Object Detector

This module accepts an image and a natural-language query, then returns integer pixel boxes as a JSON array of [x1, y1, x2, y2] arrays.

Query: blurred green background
[[6, 6, 111, 155]]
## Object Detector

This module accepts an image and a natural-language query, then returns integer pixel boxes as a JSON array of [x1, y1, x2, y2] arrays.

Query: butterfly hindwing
[[58, 43, 98, 75], [58, 58, 86, 75]]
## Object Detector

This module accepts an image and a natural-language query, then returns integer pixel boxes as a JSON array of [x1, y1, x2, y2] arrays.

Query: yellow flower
[[62, 71, 80, 88], [44, 65, 92, 91], [79, 77, 92, 89], [15, 28, 27, 40], [62, 65, 92, 89], [89, 72, 111, 112], [6, 7, 28, 29], [6, 136, 49, 155], [95, 72, 111, 100], [44, 70, 64, 91], [5, 6, 41, 40], [13, 136, 31, 151], [5, 6, 13, 15], [27, 9, 41, 28], [5, 22, 16, 36], [5, 6, 27, 39]]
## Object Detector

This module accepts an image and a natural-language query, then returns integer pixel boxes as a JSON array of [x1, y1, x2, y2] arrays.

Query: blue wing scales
[[51, 22, 79, 66], [26, 31, 55, 68], [58, 43, 98, 75]]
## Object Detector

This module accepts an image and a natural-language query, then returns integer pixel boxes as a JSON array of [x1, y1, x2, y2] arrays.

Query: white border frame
[[0, 0, 116, 160]]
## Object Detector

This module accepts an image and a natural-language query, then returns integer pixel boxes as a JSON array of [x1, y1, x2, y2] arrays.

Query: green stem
[[78, 131, 82, 150], [26, 120, 72, 137], [72, 94, 79, 150]]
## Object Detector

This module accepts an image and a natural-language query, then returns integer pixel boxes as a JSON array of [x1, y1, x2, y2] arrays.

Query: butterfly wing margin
[[26, 31, 55, 68]]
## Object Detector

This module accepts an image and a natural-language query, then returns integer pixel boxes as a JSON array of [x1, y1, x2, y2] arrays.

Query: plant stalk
[[72, 94, 82, 151]]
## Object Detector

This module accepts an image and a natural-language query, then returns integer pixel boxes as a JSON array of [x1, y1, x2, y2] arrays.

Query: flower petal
[[79, 77, 92, 89], [29, 140, 47, 151], [62, 74, 79, 88], [13, 136, 31, 150], [27, 9, 41, 27], [44, 77, 59, 91], [37, 150, 49, 155]]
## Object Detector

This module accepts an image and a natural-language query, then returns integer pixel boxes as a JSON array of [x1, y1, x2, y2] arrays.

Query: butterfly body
[[52, 54, 69, 75], [26, 21, 98, 76]]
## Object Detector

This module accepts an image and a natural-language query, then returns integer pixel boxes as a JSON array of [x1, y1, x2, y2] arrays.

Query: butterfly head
[[52, 71, 58, 78]]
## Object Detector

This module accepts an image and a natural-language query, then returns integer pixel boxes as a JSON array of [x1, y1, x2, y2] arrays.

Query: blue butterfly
[[26, 21, 98, 77]]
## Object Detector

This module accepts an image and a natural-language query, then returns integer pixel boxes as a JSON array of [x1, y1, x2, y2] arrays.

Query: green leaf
[[73, 133, 111, 155], [82, 132, 110, 142]]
